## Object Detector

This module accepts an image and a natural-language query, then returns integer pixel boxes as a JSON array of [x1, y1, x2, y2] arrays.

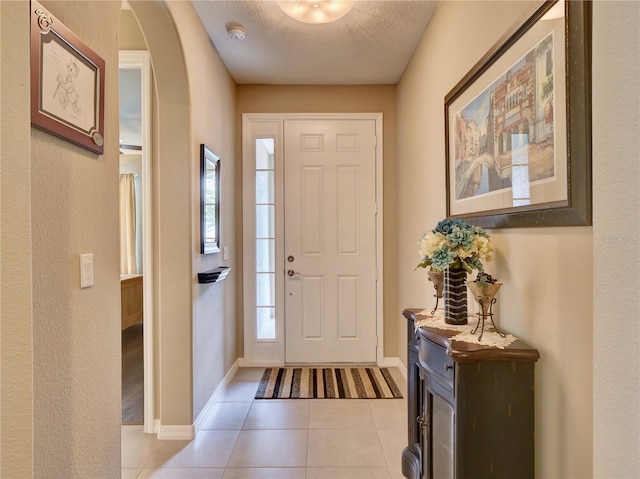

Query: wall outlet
[[223, 246, 229, 261]]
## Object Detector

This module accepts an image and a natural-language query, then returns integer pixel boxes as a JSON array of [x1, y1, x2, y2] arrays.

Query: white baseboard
[[193, 359, 241, 432], [240, 358, 285, 367], [380, 356, 407, 381], [155, 359, 241, 440], [157, 424, 195, 440], [121, 424, 144, 431]]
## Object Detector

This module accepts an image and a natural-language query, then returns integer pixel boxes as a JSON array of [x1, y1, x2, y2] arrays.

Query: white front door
[[284, 119, 378, 363]]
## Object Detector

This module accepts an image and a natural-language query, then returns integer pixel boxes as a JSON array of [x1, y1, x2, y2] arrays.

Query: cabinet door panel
[[431, 394, 454, 479], [422, 386, 455, 479]]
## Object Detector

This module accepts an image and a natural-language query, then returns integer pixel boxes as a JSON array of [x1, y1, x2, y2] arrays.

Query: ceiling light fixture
[[278, 0, 354, 25]]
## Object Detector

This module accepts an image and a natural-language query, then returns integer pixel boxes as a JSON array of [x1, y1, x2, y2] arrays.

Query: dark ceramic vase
[[444, 267, 467, 325]]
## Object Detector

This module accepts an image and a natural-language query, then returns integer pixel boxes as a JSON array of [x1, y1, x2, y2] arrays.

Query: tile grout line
[[224, 385, 257, 472]]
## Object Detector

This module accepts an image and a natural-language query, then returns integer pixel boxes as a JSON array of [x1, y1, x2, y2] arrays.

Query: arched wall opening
[[126, 0, 194, 433]]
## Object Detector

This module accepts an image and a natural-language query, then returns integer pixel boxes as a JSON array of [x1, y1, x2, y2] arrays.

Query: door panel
[[337, 275, 359, 338], [302, 276, 324, 339], [285, 119, 377, 363], [337, 166, 359, 254], [301, 167, 324, 255]]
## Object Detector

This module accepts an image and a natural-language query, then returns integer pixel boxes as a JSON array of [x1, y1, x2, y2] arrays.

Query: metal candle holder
[[466, 281, 506, 342], [427, 271, 444, 315]]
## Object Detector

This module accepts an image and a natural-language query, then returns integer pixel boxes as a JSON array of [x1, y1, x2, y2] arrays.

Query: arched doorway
[[122, 0, 193, 436]]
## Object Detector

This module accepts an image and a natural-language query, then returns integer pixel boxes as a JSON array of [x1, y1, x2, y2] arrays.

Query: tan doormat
[[255, 367, 403, 399]]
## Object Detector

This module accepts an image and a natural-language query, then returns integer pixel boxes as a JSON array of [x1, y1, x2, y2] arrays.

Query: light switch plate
[[223, 246, 229, 261], [80, 254, 94, 288]]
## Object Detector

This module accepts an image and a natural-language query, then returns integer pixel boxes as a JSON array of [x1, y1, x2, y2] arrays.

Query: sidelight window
[[255, 138, 276, 340]]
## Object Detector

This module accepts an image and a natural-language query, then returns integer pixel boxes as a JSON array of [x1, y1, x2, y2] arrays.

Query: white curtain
[[119, 174, 137, 275]]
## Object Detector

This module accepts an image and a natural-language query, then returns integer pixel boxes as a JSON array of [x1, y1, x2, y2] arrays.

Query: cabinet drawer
[[419, 338, 454, 388]]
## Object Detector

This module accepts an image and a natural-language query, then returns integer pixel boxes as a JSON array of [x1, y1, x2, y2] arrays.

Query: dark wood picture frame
[[445, 0, 592, 228], [200, 144, 221, 255], [30, 0, 105, 155]]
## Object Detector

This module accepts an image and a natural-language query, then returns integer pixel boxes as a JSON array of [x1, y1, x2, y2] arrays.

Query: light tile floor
[[122, 367, 408, 479]]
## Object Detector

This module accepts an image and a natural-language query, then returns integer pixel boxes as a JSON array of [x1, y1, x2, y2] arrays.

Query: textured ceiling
[[192, 0, 439, 85]]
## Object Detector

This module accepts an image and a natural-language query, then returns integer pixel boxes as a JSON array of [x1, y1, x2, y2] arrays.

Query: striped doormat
[[255, 367, 403, 399]]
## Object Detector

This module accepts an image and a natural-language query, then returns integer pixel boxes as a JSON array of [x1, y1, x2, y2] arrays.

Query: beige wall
[[166, 1, 238, 421], [1, 2, 34, 477], [128, 0, 195, 429], [1, 1, 127, 475], [120, 8, 147, 49], [397, 2, 593, 478], [32, 0, 122, 475], [592, 2, 640, 478], [236, 85, 399, 359]]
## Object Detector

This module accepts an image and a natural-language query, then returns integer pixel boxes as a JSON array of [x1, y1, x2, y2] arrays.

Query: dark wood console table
[[402, 308, 540, 479]]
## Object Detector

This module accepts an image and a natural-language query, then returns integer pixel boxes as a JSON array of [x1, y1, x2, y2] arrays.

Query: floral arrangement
[[417, 218, 493, 274]]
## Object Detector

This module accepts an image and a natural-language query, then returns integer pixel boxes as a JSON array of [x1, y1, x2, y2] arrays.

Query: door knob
[[287, 269, 301, 277]]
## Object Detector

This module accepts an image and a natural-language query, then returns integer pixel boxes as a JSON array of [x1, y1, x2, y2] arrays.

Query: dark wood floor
[[122, 322, 144, 425]]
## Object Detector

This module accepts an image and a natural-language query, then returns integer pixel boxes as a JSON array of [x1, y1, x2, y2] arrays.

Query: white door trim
[[242, 113, 384, 366], [119, 51, 154, 433]]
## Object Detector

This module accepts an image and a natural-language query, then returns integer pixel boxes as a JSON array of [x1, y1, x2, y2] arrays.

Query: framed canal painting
[[445, 0, 592, 228]]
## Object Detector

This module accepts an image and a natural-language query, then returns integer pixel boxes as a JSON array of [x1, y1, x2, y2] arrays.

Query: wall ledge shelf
[[198, 267, 230, 284]]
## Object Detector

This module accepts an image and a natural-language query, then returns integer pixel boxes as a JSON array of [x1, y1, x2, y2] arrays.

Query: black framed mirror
[[200, 144, 220, 254]]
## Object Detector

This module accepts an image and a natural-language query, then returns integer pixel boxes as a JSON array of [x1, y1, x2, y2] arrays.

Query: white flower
[[456, 244, 474, 259], [419, 232, 446, 258], [474, 236, 493, 261]]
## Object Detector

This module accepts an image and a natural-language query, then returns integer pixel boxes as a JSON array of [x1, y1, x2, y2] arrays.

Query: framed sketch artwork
[[445, 0, 592, 228], [30, 0, 105, 154]]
